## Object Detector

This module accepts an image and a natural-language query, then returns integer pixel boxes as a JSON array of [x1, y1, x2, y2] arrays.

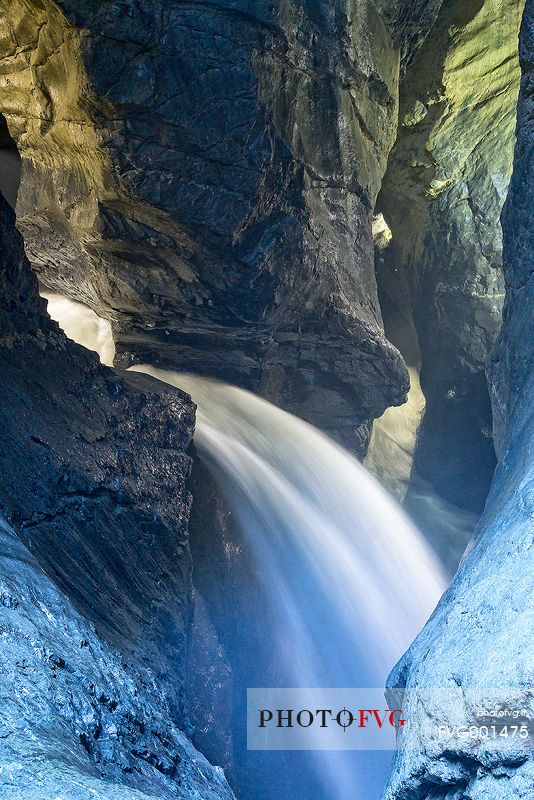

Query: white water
[[132, 365, 447, 688], [44, 293, 448, 798], [41, 292, 115, 367], [133, 367, 447, 800]]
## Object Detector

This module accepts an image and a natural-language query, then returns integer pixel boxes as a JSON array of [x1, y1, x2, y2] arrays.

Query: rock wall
[[378, 0, 524, 511], [384, 3, 534, 796], [0, 187, 195, 713], [488, 0, 534, 461], [0, 0, 460, 454], [0, 188, 233, 797], [2, 0, 521, 467], [0, 516, 234, 800]]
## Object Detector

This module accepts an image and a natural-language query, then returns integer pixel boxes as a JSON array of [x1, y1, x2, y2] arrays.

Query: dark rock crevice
[[0, 114, 20, 209]]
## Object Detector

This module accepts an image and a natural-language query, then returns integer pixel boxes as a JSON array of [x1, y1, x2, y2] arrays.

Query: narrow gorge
[[0, 1, 532, 799]]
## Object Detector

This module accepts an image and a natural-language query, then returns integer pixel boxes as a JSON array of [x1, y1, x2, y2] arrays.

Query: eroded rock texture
[[384, 4, 534, 797], [0, 189, 233, 797], [0, 516, 234, 800], [0, 0, 522, 469], [0, 189, 195, 710], [378, 0, 524, 511], [0, 0, 446, 453]]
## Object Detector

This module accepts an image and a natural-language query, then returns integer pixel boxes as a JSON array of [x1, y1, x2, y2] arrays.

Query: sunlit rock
[[379, 0, 524, 511], [366, 366, 425, 499]]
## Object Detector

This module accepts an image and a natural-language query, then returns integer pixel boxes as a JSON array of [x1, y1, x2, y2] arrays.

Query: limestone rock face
[[0, 190, 233, 798], [0, 0, 457, 453], [0, 516, 234, 800], [488, 0, 534, 461], [0, 190, 195, 712], [378, 0, 524, 510], [383, 5, 534, 797]]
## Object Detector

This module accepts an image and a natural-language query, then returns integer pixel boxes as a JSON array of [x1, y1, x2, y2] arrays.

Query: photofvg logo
[[248, 689, 403, 750], [259, 707, 405, 731], [247, 688, 534, 751]]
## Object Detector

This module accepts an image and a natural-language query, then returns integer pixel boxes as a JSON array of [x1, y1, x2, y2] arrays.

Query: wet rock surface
[[0, 516, 234, 800], [378, 0, 524, 511], [0, 0, 462, 453], [384, 5, 534, 797], [0, 190, 195, 712], [0, 190, 233, 798]]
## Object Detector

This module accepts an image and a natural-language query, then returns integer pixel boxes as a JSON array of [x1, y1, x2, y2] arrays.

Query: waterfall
[[130, 366, 447, 800], [132, 366, 446, 683], [44, 293, 447, 799], [41, 292, 115, 367]]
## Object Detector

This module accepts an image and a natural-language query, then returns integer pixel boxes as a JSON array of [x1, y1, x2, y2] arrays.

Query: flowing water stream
[[131, 366, 448, 800], [44, 293, 448, 799], [131, 365, 446, 684]]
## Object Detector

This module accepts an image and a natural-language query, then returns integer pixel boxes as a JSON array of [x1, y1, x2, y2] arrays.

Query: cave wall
[[0, 0, 464, 454], [384, 3, 534, 796], [0, 516, 234, 800], [0, 183, 195, 713], [0, 182, 234, 795], [378, 0, 524, 511]]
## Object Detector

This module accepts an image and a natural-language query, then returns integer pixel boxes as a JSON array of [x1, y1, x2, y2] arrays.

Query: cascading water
[[132, 365, 446, 684], [130, 366, 447, 800], [44, 294, 447, 800], [42, 292, 115, 367]]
